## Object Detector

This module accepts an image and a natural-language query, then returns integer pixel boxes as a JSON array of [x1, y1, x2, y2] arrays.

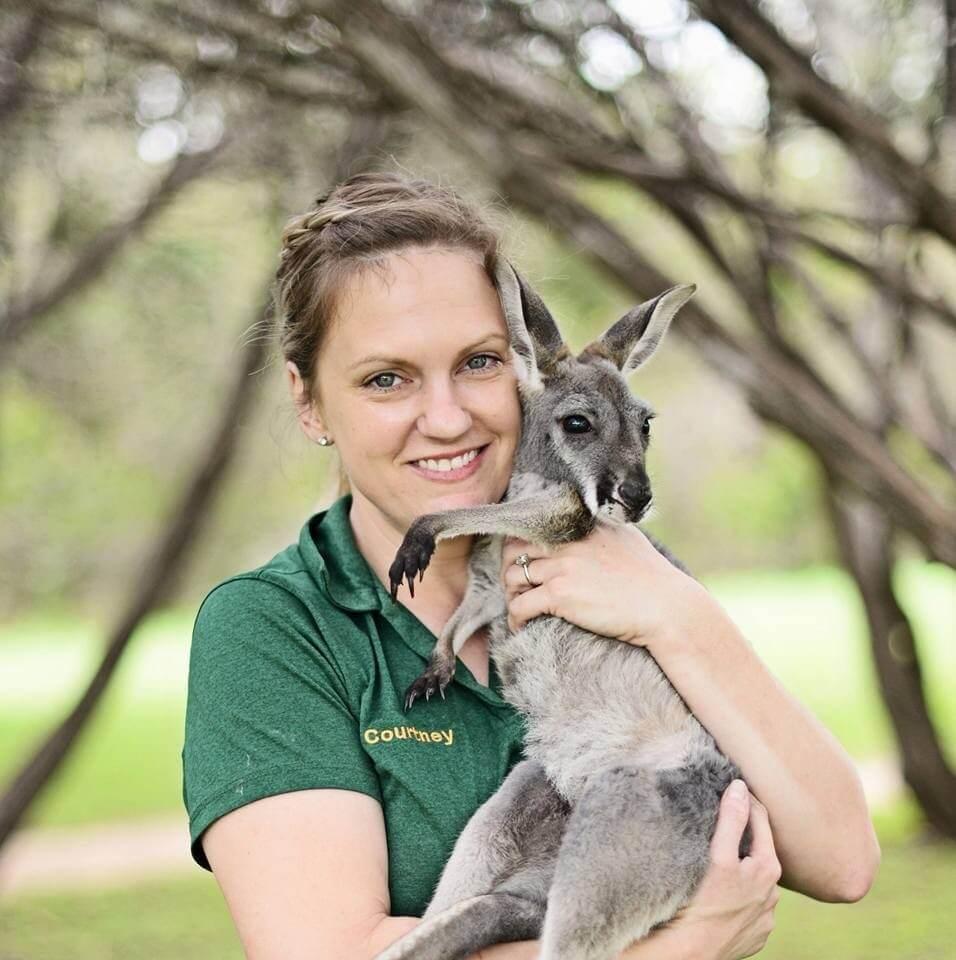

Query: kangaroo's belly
[[491, 617, 714, 801]]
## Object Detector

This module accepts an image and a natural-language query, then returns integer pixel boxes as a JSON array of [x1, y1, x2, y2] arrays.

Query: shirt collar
[[299, 494, 385, 613], [301, 495, 514, 709]]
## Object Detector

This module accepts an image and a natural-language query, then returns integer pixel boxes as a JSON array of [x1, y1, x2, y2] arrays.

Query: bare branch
[[48, 1, 380, 113], [552, 140, 956, 334], [696, 0, 956, 247], [824, 478, 956, 839], [945, 0, 956, 122], [320, 0, 956, 567], [0, 143, 224, 355], [0, 8, 46, 128]]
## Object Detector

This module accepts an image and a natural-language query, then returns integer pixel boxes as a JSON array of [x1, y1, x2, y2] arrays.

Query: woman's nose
[[416, 381, 473, 439]]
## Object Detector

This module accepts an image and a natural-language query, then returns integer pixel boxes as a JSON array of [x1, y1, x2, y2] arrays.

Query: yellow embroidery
[[364, 725, 454, 746]]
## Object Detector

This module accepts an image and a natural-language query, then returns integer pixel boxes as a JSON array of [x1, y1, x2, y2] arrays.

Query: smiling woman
[[287, 246, 521, 548], [181, 173, 875, 960]]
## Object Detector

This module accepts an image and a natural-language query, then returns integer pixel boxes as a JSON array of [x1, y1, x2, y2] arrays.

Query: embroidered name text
[[364, 726, 454, 746]]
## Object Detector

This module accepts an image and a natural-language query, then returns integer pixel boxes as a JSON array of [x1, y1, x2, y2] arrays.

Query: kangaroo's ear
[[493, 257, 566, 393], [586, 284, 695, 375]]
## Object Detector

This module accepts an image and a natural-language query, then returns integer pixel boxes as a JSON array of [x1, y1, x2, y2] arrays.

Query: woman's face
[[293, 246, 521, 541]]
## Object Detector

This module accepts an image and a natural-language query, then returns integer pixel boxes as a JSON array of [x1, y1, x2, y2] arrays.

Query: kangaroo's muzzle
[[617, 477, 652, 521]]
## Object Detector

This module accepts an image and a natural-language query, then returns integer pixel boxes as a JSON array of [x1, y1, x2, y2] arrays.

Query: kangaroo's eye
[[641, 418, 652, 437], [562, 415, 592, 435]]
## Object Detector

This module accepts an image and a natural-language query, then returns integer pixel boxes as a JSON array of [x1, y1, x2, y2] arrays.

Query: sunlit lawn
[[1, 562, 953, 830], [2, 819, 954, 960], [0, 562, 954, 958]]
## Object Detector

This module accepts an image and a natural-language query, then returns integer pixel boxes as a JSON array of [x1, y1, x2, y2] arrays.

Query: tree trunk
[[825, 480, 956, 838], [0, 118, 395, 852], [0, 299, 271, 849]]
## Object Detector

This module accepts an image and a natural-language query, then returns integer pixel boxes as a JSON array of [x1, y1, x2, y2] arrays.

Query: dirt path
[[0, 757, 904, 897], [0, 816, 193, 897]]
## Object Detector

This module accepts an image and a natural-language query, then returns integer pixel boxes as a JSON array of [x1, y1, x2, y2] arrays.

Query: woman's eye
[[365, 355, 500, 392], [562, 414, 592, 435], [464, 354, 501, 372], [367, 372, 402, 391]]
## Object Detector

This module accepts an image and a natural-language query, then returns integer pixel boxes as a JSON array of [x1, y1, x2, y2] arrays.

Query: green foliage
[[698, 431, 830, 569]]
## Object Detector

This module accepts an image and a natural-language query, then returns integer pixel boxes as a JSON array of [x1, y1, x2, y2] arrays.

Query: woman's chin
[[401, 482, 500, 522]]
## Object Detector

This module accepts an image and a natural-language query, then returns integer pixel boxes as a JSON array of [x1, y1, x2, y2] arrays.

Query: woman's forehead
[[326, 249, 507, 359]]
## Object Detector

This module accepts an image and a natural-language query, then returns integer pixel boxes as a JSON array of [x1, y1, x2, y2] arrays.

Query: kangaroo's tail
[[373, 891, 543, 960]]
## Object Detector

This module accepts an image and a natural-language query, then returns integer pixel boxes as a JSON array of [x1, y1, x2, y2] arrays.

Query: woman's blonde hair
[[273, 173, 502, 495]]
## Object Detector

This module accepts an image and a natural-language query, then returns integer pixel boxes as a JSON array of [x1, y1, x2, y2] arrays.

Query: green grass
[[704, 562, 956, 759], [0, 700, 185, 827], [2, 829, 955, 960], [0, 562, 953, 830], [1, 872, 243, 960]]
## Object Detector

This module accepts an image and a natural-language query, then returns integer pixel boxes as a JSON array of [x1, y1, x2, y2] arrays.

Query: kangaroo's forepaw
[[388, 522, 437, 601], [404, 660, 456, 711]]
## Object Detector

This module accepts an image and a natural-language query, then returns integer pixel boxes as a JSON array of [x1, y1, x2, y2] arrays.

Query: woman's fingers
[[500, 542, 561, 609], [500, 537, 532, 569], [710, 780, 751, 867], [745, 794, 775, 856], [672, 782, 781, 960], [502, 556, 561, 593], [744, 795, 783, 884]]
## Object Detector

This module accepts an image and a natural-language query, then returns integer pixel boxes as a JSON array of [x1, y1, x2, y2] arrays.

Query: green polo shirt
[[182, 495, 526, 917]]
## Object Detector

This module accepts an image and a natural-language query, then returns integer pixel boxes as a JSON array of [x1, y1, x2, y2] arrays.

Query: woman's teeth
[[415, 448, 481, 472]]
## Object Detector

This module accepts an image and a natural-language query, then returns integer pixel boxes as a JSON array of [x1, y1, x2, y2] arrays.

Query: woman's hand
[[501, 523, 709, 648], [623, 780, 781, 960]]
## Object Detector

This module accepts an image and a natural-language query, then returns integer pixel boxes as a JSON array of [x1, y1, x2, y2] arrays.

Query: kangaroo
[[375, 259, 748, 960]]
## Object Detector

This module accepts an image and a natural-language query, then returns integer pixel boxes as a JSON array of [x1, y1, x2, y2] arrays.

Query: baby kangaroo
[[377, 259, 748, 960]]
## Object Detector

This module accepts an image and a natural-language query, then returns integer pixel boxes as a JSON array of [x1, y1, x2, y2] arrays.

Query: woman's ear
[[286, 361, 331, 445]]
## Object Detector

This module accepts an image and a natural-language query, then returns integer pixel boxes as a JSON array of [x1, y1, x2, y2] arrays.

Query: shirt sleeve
[[182, 576, 382, 869]]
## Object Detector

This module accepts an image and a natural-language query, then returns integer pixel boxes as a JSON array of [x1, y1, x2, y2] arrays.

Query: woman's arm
[[203, 781, 778, 960], [503, 524, 881, 904], [204, 789, 419, 960], [642, 574, 878, 902]]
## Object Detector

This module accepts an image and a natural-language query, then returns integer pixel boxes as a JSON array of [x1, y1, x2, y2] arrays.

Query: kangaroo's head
[[494, 258, 695, 524]]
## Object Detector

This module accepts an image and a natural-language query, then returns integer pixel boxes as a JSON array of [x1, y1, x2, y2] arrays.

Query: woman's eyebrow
[[347, 333, 510, 371]]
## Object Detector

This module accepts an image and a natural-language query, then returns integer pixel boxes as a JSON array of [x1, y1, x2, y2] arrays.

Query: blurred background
[[0, 0, 954, 957]]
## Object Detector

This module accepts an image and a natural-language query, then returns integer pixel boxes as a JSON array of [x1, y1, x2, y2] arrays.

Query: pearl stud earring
[[317, 436, 333, 446]]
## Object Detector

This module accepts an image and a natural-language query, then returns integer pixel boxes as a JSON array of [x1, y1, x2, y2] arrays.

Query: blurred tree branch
[[0, 114, 395, 849], [0, 141, 225, 357], [697, 0, 956, 245], [0, 291, 271, 846], [0, 8, 45, 129]]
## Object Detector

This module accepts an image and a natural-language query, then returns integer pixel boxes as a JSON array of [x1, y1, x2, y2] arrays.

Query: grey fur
[[377, 261, 747, 960]]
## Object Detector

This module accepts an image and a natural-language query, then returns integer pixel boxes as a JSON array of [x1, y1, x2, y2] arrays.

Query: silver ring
[[514, 553, 535, 587]]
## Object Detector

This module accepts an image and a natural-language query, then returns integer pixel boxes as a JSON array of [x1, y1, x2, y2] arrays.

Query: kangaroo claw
[[389, 522, 437, 601], [403, 661, 456, 712]]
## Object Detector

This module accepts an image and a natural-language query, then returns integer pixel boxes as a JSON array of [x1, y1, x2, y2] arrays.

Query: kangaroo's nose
[[618, 479, 651, 512]]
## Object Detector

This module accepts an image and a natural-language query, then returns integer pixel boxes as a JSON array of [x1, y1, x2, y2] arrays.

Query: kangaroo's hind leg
[[539, 761, 730, 960], [374, 760, 569, 960], [427, 758, 569, 916]]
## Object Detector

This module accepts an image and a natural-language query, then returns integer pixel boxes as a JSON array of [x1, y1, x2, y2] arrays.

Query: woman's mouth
[[408, 444, 488, 482]]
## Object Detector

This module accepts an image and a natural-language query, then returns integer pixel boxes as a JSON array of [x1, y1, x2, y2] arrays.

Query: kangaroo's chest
[[489, 616, 705, 800]]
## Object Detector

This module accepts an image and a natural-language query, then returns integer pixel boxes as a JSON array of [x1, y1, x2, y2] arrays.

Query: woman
[[182, 173, 879, 960]]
